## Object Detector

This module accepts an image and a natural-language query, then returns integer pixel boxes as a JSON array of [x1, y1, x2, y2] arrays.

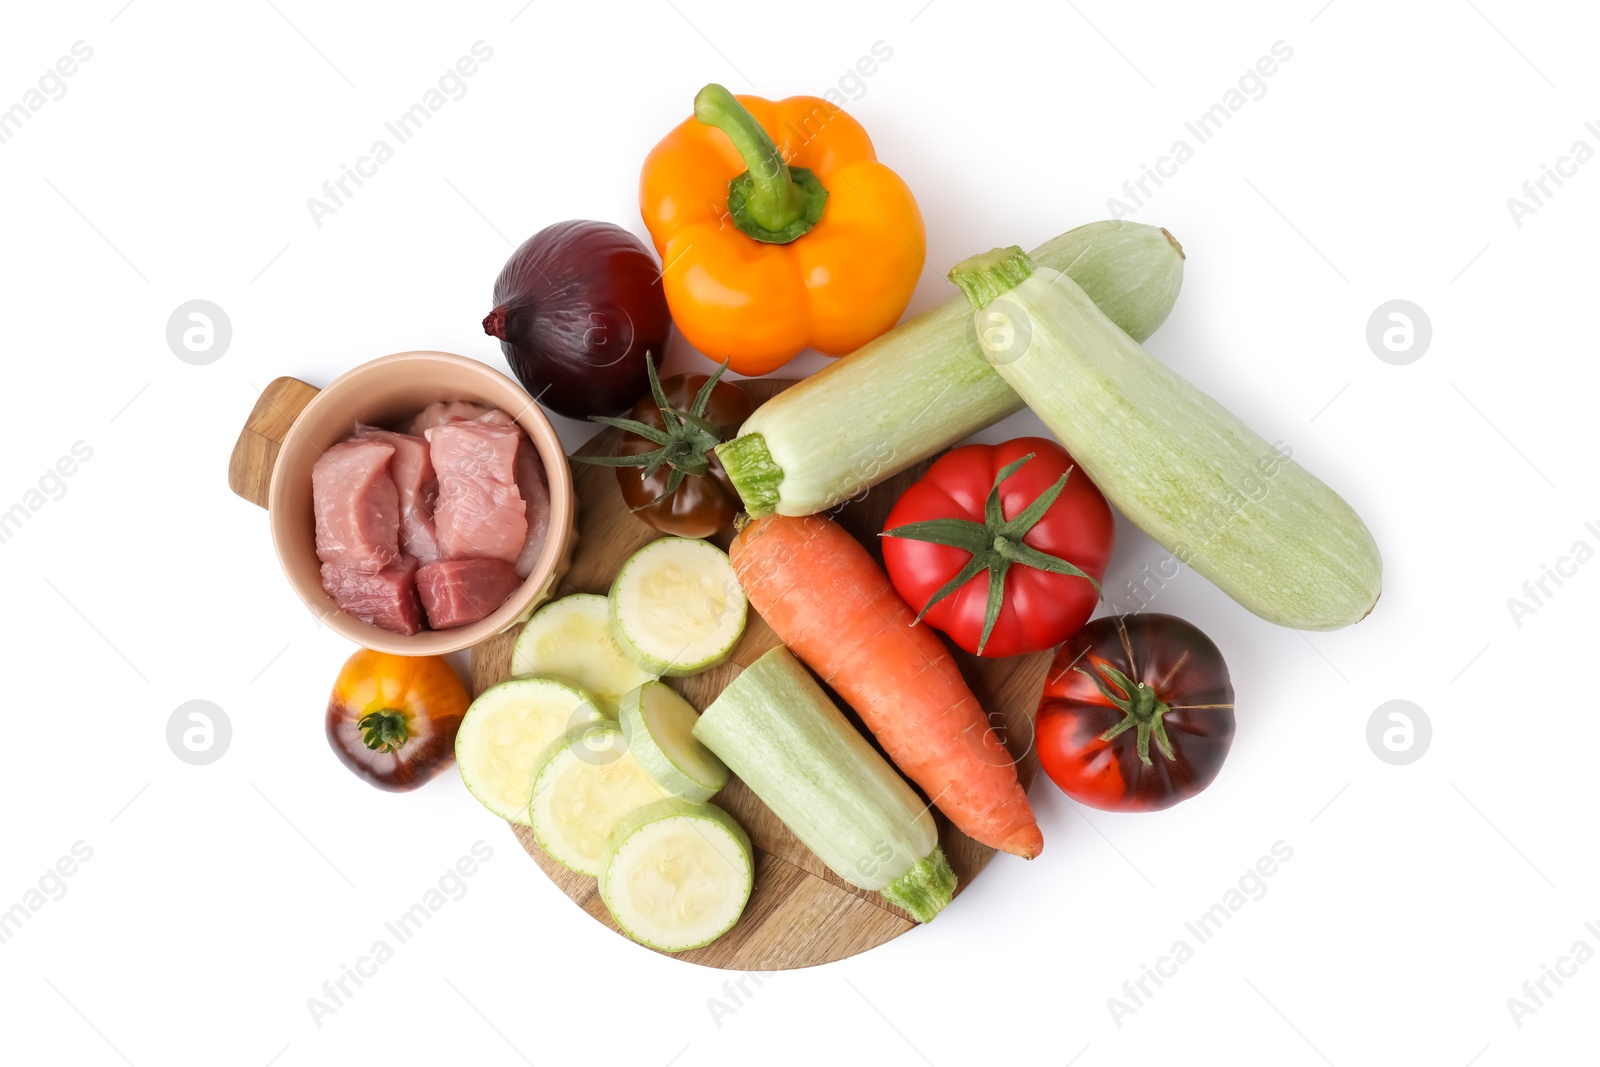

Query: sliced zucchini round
[[618, 682, 729, 802], [610, 537, 747, 677], [456, 678, 603, 824], [510, 593, 657, 715], [527, 722, 671, 877], [601, 798, 753, 952]]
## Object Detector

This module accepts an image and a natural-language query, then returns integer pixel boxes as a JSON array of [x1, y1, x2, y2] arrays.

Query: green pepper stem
[[693, 83, 827, 244], [694, 83, 787, 193]]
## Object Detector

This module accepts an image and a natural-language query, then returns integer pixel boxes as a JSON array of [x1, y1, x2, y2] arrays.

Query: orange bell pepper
[[640, 84, 925, 375]]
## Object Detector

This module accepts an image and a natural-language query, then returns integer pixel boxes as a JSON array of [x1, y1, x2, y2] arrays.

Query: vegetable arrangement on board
[[292, 72, 1385, 963]]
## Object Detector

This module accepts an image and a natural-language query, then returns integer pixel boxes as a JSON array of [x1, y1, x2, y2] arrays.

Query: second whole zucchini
[[948, 247, 1381, 631], [717, 220, 1185, 516]]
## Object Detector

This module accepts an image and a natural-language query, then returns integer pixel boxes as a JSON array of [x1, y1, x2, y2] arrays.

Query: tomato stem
[[1079, 662, 1175, 766], [358, 709, 410, 754]]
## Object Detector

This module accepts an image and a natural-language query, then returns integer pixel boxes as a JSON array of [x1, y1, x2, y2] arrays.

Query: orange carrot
[[731, 514, 1043, 858]]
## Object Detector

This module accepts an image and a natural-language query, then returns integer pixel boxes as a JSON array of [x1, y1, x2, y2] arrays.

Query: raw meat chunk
[[513, 436, 551, 578], [313, 438, 400, 569], [353, 425, 440, 564], [427, 420, 528, 565], [416, 558, 523, 630], [408, 400, 513, 435], [321, 556, 423, 635]]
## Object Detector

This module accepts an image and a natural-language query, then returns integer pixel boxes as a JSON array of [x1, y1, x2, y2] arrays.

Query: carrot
[[730, 514, 1043, 858]]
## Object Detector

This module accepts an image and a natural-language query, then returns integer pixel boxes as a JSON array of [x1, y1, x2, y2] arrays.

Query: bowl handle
[[228, 377, 320, 508]]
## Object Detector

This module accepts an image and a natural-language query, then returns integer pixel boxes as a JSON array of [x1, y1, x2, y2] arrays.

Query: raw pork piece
[[408, 400, 513, 435], [513, 436, 551, 578], [426, 419, 528, 565], [321, 556, 423, 635], [353, 425, 440, 564], [416, 558, 523, 630], [312, 438, 400, 569]]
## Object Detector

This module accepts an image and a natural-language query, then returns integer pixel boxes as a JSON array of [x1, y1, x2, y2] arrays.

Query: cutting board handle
[[228, 377, 320, 509]]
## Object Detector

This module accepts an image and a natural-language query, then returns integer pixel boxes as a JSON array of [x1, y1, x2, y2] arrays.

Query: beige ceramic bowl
[[268, 351, 576, 655]]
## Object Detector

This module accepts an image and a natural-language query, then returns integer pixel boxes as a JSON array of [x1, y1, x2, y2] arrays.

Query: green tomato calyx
[[358, 709, 410, 754], [1079, 661, 1176, 766], [577, 356, 732, 510]]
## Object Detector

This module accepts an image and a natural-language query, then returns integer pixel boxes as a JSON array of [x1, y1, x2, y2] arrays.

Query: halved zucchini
[[456, 678, 603, 824], [610, 537, 746, 676], [601, 798, 753, 952], [527, 722, 671, 876], [618, 682, 729, 802], [694, 646, 955, 922], [510, 593, 657, 715]]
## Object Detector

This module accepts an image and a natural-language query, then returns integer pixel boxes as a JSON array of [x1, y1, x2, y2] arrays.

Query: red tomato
[[882, 438, 1113, 657], [1036, 613, 1235, 812]]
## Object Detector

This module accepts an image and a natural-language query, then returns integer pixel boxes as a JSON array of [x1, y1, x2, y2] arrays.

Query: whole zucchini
[[949, 246, 1381, 631], [717, 220, 1185, 516]]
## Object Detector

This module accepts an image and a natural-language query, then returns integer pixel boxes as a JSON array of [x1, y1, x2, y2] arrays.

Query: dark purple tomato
[[1036, 613, 1235, 812]]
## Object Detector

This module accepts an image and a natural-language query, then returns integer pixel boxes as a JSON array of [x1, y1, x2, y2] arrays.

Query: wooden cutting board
[[231, 374, 1050, 970]]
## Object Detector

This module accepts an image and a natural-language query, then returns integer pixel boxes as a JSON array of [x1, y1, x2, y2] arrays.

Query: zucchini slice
[[510, 594, 657, 715], [601, 798, 753, 952], [456, 678, 603, 824], [610, 537, 746, 676], [527, 723, 671, 877], [618, 682, 729, 802]]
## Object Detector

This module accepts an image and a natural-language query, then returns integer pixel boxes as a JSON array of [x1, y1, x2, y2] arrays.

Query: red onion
[[483, 220, 671, 419]]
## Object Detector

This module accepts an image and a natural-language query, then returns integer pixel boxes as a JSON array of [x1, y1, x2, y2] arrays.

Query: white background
[[1, 1, 1593, 1064]]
